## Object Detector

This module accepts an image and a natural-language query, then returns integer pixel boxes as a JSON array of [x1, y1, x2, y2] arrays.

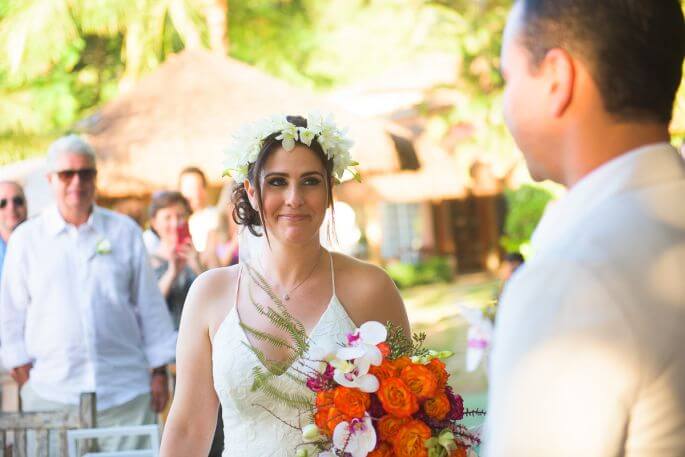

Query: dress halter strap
[[328, 250, 336, 297], [235, 265, 243, 310]]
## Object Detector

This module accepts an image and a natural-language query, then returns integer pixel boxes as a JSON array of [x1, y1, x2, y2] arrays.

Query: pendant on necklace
[[284, 294, 290, 301]]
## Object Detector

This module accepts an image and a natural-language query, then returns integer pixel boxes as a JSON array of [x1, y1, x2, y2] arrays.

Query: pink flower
[[307, 364, 335, 392], [446, 386, 464, 420]]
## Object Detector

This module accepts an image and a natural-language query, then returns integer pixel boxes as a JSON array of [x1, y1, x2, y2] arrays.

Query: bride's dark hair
[[231, 115, 336, 240]]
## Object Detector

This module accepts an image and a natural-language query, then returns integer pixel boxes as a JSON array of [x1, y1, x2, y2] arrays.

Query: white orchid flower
[[332, 359, 379, 393], [336, 321, 387, 374], [330, 321, 387, 393], [332, 414, 376, 457], [308, 340, 338, 363]]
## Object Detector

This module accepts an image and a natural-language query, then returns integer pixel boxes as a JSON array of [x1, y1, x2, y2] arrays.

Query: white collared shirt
[[188, 206, 219, 252], [484, 143, 685, 456], [0, 205, 177, 410]]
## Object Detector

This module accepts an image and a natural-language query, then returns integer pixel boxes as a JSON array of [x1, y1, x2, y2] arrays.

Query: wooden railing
[[0, 392, 96, 457]]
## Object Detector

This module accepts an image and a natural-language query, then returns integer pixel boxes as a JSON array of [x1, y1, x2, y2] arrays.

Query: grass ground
[[400, 273, 498, 428]]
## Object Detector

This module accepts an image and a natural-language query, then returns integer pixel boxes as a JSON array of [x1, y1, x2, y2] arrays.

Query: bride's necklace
[[255, 248, 323, 302]]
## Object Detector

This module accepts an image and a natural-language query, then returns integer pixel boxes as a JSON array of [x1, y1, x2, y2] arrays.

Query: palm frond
[[0, 0, 79, 79]]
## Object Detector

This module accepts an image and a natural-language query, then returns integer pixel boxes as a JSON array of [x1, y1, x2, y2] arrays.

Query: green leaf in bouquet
[[283, 370, 308, 386], [386, 321, 430, 359], [251, 366, 313, 410], [242, 341, 293, 376], [239, 321, 296, 352], [245, 262, 309, 354]]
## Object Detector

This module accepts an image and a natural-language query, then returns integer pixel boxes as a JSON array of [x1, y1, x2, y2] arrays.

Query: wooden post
[[58, 430, 69, 457], [78, 393, 97, 453], [34, 430, 48, 456], [14, 431, 26, 457]]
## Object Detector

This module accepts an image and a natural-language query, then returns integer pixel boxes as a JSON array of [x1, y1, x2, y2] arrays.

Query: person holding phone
[[148, 191, 203, 330]]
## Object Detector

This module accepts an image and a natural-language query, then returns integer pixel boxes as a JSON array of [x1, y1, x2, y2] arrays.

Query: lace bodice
[[212, 256, 357, 456]]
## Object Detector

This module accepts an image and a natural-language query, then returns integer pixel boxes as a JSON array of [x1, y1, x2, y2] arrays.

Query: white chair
[[67, 424, 160, 457]]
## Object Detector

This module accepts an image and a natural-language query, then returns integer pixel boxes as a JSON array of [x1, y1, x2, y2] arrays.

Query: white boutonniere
[[95, 239, 112, 255]]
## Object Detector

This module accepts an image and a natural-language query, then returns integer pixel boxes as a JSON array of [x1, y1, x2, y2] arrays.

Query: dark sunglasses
[[55, 168, 97, 182], [0, 196, 25, 209]]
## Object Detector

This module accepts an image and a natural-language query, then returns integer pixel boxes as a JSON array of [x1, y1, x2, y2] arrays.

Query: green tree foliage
[[500, 183, 555, 256], [0, 0, 209, 163], [386, 256, 453, 289], [1, 0, 683, 167], [420, 0, 515, 166]]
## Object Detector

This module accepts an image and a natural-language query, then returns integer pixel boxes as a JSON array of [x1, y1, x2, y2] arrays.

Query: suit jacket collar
[[531, 142, 685, 254]]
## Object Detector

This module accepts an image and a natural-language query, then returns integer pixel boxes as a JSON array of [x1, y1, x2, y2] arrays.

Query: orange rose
[[423, 392, 451, 421], [377, 342, 391, 358], [315, 390, 336, 435], [316, 390, 335, 409], [377, 378, 419, 418], [451, 447, 468, 457], [400, 365, 438, 401], [326, 407, 350, 433], [370, 359, 399, 383], [369, 441, 395, 457], [377, 415, 410, 442], [392, 420, 432, 457], [426, 358, 449, 389], [315, 408, 331, 435], [334, 386, 370, 418], [391, 356, 412, 371]]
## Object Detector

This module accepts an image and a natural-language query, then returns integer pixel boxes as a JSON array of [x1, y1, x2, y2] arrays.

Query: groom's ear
[[542, 48, 575, 118]]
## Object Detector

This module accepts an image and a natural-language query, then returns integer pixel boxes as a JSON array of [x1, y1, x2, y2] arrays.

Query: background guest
[[148, 191, 202, 330], [202, 184, 239, 269], [0, 181, 27, 281], [178, 167, 219, 256], [0, 135, 177, 452]]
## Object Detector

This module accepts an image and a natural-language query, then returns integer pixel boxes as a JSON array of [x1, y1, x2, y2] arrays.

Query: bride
[[160, 114, 411, 456]]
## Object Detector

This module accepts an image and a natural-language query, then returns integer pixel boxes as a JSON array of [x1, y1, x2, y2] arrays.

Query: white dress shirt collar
[[531, 142, 683, 253], [45, 204, 104, 238]]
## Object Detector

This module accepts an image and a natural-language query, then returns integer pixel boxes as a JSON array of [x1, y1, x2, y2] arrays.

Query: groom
[[484, 1, 685, 456]]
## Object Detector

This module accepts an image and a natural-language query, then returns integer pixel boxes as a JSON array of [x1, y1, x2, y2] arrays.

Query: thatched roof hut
[[80, 50, 401, 198]]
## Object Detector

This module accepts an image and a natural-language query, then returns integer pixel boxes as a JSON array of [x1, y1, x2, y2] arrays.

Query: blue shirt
[[0, 236, 6, 282]]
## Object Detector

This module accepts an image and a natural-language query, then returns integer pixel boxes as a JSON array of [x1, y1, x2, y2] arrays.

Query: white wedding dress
[[212, 253, 357, 456]]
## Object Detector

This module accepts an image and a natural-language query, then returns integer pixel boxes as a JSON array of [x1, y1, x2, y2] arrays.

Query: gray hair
[[46, 134, 97, 171]]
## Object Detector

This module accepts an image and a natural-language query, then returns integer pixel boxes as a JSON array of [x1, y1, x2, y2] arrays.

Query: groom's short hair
[[518, 0, 685, 124]]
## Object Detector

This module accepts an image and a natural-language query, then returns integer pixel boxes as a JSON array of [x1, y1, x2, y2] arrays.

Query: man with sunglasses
[[0, 135, 177, 453], [0, 181, 27, 282]]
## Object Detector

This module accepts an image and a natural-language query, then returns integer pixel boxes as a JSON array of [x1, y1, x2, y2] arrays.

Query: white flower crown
[[222, 113, 360, 183]]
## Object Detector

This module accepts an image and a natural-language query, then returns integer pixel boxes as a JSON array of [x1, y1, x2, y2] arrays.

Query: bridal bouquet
[[243, 264, 482, 457], [299, 321, 482, 457]]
